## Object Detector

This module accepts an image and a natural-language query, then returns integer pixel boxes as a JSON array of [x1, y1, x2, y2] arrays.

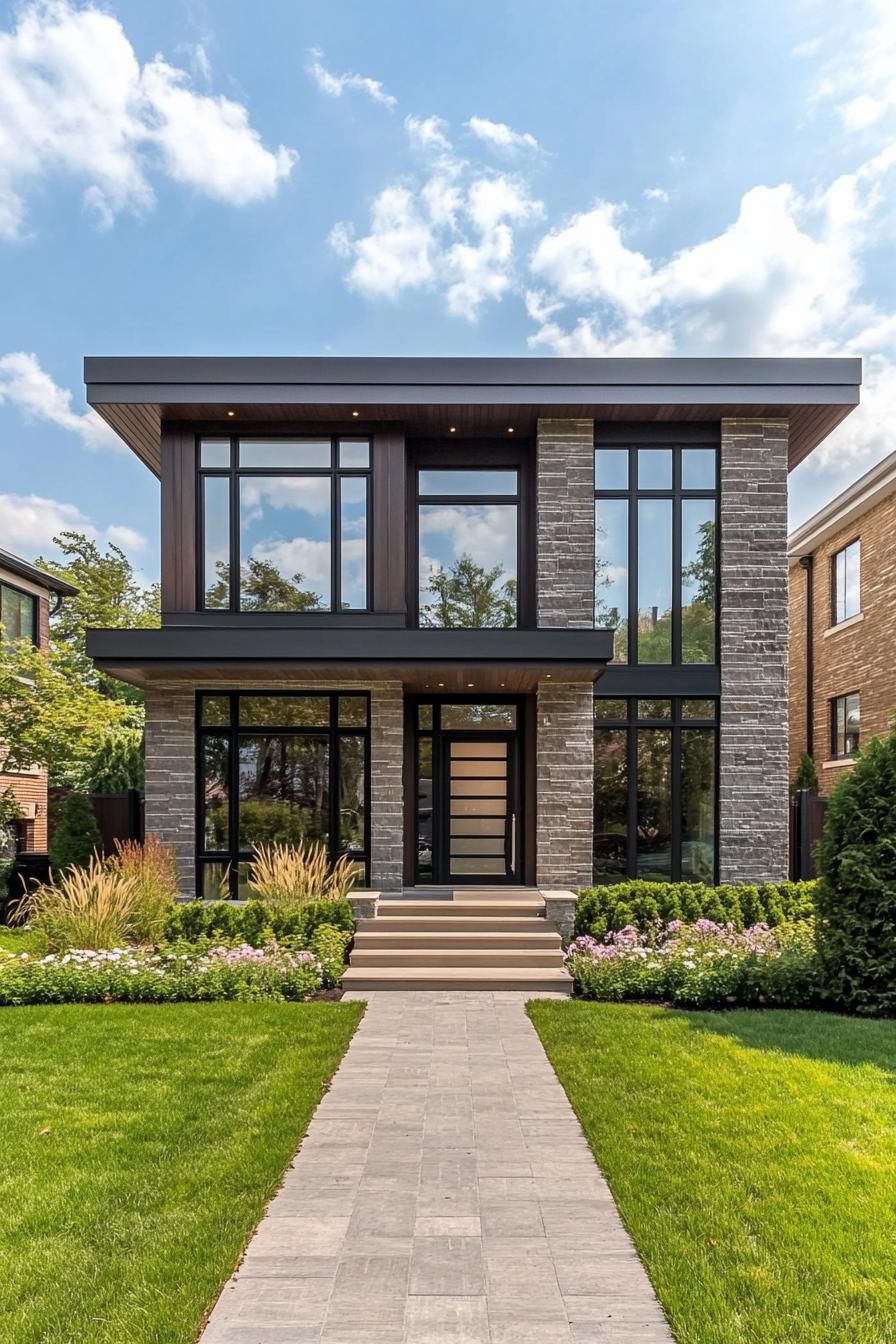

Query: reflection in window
[[595, 499, 628, 662], [831, 693, 860, 758], [239, 440, 331, 469], [239, 477, 330, 611], [638, 499, 672, 663], [238, 735, 330, 850], [201, 736, 229, 849], [594, 448, 628, 491], [682, 448, 716, 490], [339, 477, 368, 609], [239, 695, 330, 727], [418, 470, 517, 495], [202, 477, 231, 609], [418, 469, 519, 629], [681, 499, 716, 663], [0, 583, 36, 647], [681, 729, 716, 882], [440, 703, 516, 729], [639, 448, 672, 489], [831, 540, 860, 625], [593, 727, 628, 881], [637, 729, 672, 879], [417, 735, 433, 882], [339, 735, 366, 853]]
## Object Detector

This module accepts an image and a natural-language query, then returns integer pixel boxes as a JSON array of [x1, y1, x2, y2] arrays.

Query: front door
[[441, 733, 518, 883]]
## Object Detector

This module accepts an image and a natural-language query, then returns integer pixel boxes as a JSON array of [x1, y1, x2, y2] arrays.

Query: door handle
[[510, 811, 517, 861]]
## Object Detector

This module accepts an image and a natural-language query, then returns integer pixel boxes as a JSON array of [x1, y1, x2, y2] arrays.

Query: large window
[[198, 437, 371, 612], [831, 540, 860, 626], [594, 441, 718, 664], [0, 582, 37, 649], [416, 468, 519, 627], [593, 697, 717, 884], [830, 692, 860, 759], [197, 691, 369, 899]]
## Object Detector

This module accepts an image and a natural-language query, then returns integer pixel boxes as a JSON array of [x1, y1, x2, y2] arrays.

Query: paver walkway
[[201, 992, 674, 1344]]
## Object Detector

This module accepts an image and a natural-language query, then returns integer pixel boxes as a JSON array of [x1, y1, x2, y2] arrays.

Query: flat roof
[[0, 546, 78, 596], [84, 355, 862, 477], [788, 447, 896, 561]]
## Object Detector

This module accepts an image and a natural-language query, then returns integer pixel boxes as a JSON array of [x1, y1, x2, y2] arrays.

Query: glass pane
[[339, 440, 370, 469], [682, 499, 716, 664], [637, 729, 672, 879], [240, 476, 331, 611], [595, 499, 628, 663], [200, 695, 230, 727], [451, 857, 506, 875], [593, 727, 628, 883], [419, 469, 517, 496], [418, 704, 433, 729], [238, 735, 330, 849], [202, 476, 231, 609], [681, 729, 716, 882], [339, 696, 368, 727], [441, 703, 516, 729], [451, 798, 506, 816], [845, 694, 860, 754], [595, 448, 628, 491], [638, 499, 672, 663], [638, 448, 672, 489], [834, 542, 861, 624], [417, 736, 433, 880], [450, 740, 509, 756], [237, 861, 252, 901], [339, 476, 367, 610], [339, 734, 366, 853], [201, 861, 231, 901], [239, 439, 331, 468], [682, 699, 717, 720], [201, 735, 229, 850], [1, 586, 35, 644], [682, 448, 716, 490], [419, 504, 517, 628], [594, 699, 626, 721], [638, 699, 671, 719], [239, 695, 330, 727], [200, 438, 230, 468]]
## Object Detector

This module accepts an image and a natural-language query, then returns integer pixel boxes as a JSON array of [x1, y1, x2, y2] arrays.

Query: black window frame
[[195, 690, 371, 899], [594, 434, 720, 666], [830, 538, 861, 626], [592, 695, 719, 884], [196, 435, 373, 614], [830, 691, 860, 759], [0, 580, 38, 649]]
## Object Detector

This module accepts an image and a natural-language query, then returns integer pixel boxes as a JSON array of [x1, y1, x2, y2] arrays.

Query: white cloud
[[0, 493, 147, 558], [333, 186, 436, 301], [307, 47, 396, 108], [106, 524, 147, 551], [419, 503, 517, 586], [467, 116, 538, 153], [0, 1, 295, 238], [643, 186, 669, 203], [405, 115, 452, 154], [0, 352, 123, 453], [809, 0, 896, 131]]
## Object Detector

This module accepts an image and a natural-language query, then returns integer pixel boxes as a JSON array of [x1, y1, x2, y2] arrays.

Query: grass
[[0, 926, 40, 954], [0, 1001, 363, 1344], [529, 1003, 896, 1344]]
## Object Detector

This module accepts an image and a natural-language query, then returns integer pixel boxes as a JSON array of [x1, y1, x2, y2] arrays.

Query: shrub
[[22, 857, 141, 951], [49, 793, 101, 873], [0, 788, 23, 894], [162, 897, 355, 950], [108, 836, 179, 943], [792, 751, 820, 794], [815, 729, 896, 1016], [247, 842, 357, 907], [87, 728, 144, 792], [574, 880, 815, 940], [310, 923, 352, 987]]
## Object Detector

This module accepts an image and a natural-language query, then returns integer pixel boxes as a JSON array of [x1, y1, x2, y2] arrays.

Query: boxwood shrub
[[573, 879, 815, 940], [163, 898, 355, 949]]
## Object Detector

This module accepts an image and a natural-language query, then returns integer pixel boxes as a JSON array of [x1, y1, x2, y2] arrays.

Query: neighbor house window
[[831, 693, 860, 759], [416, 468, 519, 628], [594, 440, 718, 664], [0, 582, 37, 649], [198, 437, 370, 612], [196, 691, 370, 898], [831, 540, 860, 625], [593, 697, 717, 883]]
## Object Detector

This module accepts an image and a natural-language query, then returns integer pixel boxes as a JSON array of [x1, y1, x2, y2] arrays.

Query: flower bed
[[0, 941, 323, 1006], [565, 919, 817, 1010], [573, 880, 816, 941]]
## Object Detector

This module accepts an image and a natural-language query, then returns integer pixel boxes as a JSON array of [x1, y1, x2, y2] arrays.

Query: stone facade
[[368, 680, 404, 892], [719, 419, 790, 883], [536, 418, 595, 629], [536, 680, 594, 889]]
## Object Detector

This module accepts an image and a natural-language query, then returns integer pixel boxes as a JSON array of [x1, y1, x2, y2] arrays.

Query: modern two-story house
[[84, 357, 860, 903]]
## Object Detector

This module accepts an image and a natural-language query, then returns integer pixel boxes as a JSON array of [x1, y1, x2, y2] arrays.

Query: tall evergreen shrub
[[49, 793, 102, 873]]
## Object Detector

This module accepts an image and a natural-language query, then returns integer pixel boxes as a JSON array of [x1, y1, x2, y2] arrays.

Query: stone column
[[143, 682, 196, 897], [719, 419, 790, 882], [369, 680, 405, 893], [536, 418, 595, 629], [536, 680, 594, 890]]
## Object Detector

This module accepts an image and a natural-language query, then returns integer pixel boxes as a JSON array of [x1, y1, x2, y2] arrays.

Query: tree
[[792, 751, 820, 795], [421, 555, 516, 628], [205, 558, 321, 612], [0, 788, 23, 893], [87, 728, 145, 792], [48, 793, 102, 873]]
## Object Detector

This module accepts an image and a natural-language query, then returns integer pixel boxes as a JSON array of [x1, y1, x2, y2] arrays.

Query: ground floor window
[[196, 691, 369, 899], [830, 692, 860, 759], [593, 697, 717, 884]]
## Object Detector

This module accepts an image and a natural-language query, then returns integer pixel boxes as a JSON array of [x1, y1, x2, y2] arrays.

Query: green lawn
[[0, 927, 40, 954], [529, 1003, 896, 1344], [1, 1001, 363, 1344]]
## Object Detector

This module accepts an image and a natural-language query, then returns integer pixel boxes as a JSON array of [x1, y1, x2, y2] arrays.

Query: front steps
[[341, 889, 572, 993]]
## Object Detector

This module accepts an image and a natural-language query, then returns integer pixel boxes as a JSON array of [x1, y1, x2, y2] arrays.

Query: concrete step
[[353, 930, 561, 950], [341, 965, 572, 994], [378, 899, 545, 919], [349, 948, 566, 968], [356, 916, 551, 934]]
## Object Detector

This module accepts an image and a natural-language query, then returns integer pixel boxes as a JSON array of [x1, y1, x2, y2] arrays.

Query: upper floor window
[[831, 539, 860, 626], [198, 437, 370, 612], [0, 581, 37, 649], [594, 441, 717, 664], [831, 692, 860, 758], [416, 467, 519, 628]]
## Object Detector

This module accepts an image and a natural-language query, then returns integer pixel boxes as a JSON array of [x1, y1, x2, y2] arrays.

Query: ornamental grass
[[21, 857, 142, 952], [246, 842, 357, 907]]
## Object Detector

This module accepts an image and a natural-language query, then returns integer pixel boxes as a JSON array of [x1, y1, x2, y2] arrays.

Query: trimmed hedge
[[163, 898, 355, 949], [573, 880, 816, 941]]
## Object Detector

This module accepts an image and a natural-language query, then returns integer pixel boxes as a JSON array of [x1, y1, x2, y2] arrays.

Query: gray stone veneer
[[143, 679, 405, 898], [536, 418, 595, 629], [536, 680, 594, 890], [719, 419, 790, 883]]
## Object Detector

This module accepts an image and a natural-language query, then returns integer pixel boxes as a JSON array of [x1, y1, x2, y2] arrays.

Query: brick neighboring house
[[82, 356, 861, 915], [0, 548, 78, 852], [789, 449, 896, 794]]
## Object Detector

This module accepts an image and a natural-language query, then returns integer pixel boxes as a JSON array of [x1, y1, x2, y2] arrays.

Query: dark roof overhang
[[0, 547, 78, 596]]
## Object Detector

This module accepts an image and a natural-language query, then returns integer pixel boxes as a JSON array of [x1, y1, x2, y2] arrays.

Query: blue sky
[[1, 0, 894, 583]]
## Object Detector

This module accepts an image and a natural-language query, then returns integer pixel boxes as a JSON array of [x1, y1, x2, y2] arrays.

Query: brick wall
[[536, 418, 595, 629], [719, 419, 790, 883], [535, 680, 594, 888], [788, 487, 896, 794], [1, 591, 51, 849]]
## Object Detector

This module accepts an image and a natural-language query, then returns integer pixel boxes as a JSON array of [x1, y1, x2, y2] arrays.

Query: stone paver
[[200, 992, 674, 1344]]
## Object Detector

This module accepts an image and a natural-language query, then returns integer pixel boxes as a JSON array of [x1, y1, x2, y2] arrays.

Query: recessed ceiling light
[[508, 427, 514, 433], [449, 426, 456, 433], [351, 410, 359, 417], [546, 673, 552, 678], [467, 682, 474, 688], [226, 410, 235, 417]]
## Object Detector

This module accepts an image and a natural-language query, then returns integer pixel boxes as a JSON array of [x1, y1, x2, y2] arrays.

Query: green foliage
[[205, 557, 321, 612], [574, 879, 816, 940], [0, 788, 23, 890], [815, 729, 896, 1015], [87, 728, 144, 792], [310, 923, 353, 987], [420, 554, 516, 628], [792, 751, 820, 794], [162, 897, 355, 949], [48, 793, 101, 873]]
